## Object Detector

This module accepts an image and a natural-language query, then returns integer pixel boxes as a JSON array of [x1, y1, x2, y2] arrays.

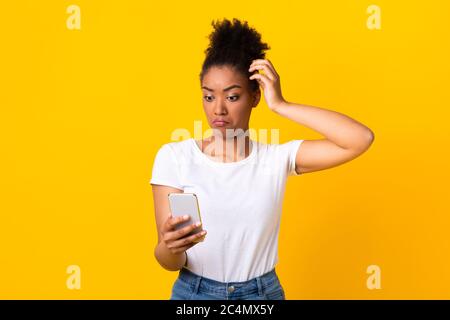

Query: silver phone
[[168, 193, 205, 242]]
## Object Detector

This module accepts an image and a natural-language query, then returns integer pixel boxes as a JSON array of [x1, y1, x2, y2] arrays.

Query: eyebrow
[[201, 84, 242, 92]]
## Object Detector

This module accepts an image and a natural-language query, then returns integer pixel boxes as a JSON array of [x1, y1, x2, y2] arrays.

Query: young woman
[[150, 18, 374, 300]]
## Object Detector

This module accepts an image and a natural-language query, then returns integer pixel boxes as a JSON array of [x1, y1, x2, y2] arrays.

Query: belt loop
[[256, 276, 264, 297]]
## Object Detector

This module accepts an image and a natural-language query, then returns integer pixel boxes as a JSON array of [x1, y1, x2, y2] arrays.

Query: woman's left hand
[[249, 59, 286, 112]]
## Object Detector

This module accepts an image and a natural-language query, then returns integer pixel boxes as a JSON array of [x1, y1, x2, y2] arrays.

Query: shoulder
[[158, 138, 191, 153], [260, 139, 304, 176], [259, 139, 303, 153], [154, 138, 192, 161]]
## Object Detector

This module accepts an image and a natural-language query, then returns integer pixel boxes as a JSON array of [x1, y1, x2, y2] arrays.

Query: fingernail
[[201, 231, 206, 235], [183, 215, 189, 219], [195, 222, 202, 227]]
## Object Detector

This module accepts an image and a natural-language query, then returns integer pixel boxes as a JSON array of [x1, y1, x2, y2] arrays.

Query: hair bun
[[205, 18, 269, 64], [200, 18, 270, 91]]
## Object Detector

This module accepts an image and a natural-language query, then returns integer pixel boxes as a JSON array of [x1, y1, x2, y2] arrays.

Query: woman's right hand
[[161, 215, 207, 255]]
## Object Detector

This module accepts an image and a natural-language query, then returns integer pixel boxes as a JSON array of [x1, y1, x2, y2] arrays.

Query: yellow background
[[1, 0, 449, 299]]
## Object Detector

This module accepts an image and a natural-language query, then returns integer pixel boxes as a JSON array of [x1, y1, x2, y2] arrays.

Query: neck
[[202, 132, 252, 161]]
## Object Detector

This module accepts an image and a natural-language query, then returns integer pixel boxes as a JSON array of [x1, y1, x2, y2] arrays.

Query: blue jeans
[[170, 267, 286, 300]]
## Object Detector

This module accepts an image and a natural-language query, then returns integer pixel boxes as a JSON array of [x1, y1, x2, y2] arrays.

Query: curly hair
[[199, 18, 270, 92]]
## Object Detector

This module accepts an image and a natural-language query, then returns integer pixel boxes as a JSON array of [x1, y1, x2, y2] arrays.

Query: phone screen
[[168, 193, 204, 242]]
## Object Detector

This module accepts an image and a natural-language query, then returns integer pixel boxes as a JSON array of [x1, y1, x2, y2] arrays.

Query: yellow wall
[[1, 0, 449, 299]]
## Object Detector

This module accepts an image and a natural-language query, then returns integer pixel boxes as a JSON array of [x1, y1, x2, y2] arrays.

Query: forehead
[[201, 65, 247, 89]]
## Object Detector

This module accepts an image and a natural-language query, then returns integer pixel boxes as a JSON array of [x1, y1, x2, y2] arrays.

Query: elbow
[[352, 129, 375, 153], [364, 129, 375, 146]]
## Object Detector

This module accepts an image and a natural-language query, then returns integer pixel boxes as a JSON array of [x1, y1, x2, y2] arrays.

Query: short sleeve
[[149, 143, 183, 190], [282, 139, 304, 176]]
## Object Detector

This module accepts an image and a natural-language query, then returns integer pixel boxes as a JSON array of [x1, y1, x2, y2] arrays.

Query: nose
[[213, 101, 227, 115]]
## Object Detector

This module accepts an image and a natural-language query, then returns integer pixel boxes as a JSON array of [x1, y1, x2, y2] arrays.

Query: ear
[[252, 89, 261, 108]]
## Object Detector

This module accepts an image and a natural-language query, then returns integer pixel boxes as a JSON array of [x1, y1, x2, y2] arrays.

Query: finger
[[170, 242, 196, 254], [165, 214, 190, 231], [264, 59, 279, 77], [165, 221, 202, 241], [249, 73, 270, 88], [250, 59, 278, 78], [252, 58, 277, 74], [248, 64, 275, 81], [170, 221, 202, 241], [168, 229, 207, 249]]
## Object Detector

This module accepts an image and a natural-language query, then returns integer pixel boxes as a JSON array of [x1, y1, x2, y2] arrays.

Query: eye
[[203, 95, 214, 102], [228, 95, 239, 102]]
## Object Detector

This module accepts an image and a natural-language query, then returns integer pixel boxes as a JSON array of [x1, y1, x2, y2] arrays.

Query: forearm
[[274, 101, 374, 150], [154, 241, 187, 272]]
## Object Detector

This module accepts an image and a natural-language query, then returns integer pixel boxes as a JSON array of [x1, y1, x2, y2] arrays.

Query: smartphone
[[168, 193, 205, 242]]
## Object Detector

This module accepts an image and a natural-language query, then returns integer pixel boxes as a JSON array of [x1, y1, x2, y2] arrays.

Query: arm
[[249, 59, 375, 175], [152, 184, 187, 271], [152, 184, 206, 271], [274, 101, 374, 174]]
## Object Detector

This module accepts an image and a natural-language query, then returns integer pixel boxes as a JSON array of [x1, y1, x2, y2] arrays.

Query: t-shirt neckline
[[190, 138, 257, 166]]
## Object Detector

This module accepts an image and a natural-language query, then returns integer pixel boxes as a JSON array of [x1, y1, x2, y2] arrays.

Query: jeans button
[[227, 286, 235, 293]]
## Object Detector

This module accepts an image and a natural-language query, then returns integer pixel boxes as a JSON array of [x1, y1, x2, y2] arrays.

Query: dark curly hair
[[199, 18, 270, 93]]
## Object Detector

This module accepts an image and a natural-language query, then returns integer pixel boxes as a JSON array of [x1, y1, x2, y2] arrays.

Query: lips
[[212, 119, 229, 127]]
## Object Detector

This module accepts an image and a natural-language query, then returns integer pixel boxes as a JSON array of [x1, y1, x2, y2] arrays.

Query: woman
[[150, 18, 374, 300]]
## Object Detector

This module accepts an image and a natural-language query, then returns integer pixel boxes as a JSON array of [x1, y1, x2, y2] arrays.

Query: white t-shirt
[[150, 137, 304, 282]]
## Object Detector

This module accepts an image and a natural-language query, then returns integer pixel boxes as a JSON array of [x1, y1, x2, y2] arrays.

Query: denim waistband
[[177, 267, 279, 298]]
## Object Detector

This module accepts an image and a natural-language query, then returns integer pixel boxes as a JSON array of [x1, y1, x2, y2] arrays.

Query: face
[[201, 65, 260, 139]]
